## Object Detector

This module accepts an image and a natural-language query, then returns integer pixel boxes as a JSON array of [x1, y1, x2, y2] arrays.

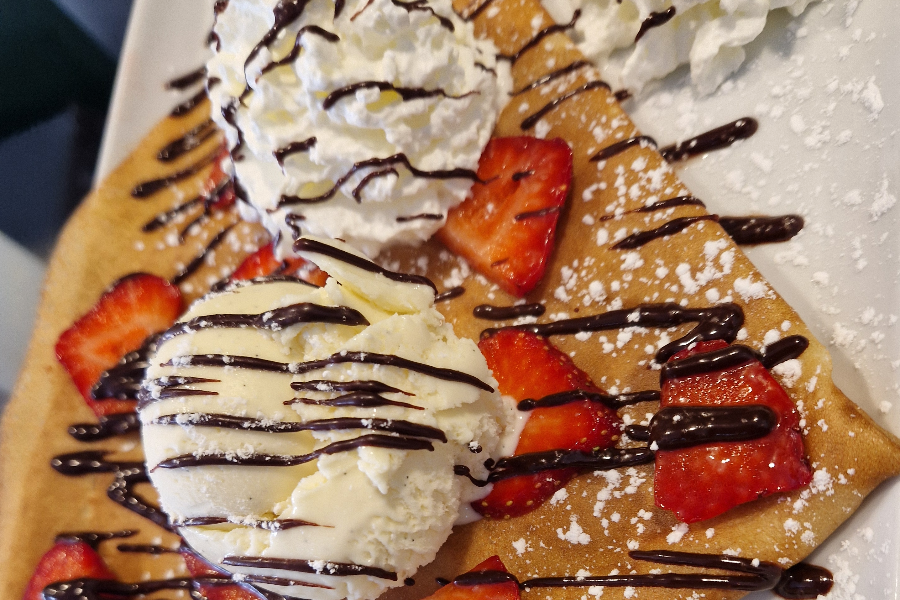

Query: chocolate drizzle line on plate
[[500, 10, 581, 65], [635, 6, 677, 42], [153, 433, 435, 469], [294, 236, 438, 291], [157, 302, 369, 344], [151, 413, 448, 442], [484, 302, 744, 362], [277, 153, 480, 209]]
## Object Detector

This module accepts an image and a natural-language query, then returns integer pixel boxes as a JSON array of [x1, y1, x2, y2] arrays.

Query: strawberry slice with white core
[[438, 136, 573, 297], [22, 539, 115, 600], [55, 273, 183, 417], [476, 330, 621, 519], [423, 556, 520, 600], [654, 339, 812, 523]]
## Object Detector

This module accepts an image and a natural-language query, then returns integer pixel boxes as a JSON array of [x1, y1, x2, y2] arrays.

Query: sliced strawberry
[[654, 340, 812, 523], [230, 242, 328, 287], [23, 539, 115, 600], [437, 136, 572, 297], [206, 145, 236, 212], [56, 273, 183, 417], [181, 547, 261, 600], [475, 330, 621, 518], [425, 556, 519, 600]]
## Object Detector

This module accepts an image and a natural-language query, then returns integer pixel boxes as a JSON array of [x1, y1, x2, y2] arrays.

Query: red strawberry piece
[[230, 242, 328, 287], [437, 136, 573, 297], [181, 547, 263, 600], [424, 556, 519, 600], [23, 539, 115, 600], [56, 273, 183, 417], [654, 340, 812, 523], [206, 145, 236, 212], [475, 330, 621, 518]]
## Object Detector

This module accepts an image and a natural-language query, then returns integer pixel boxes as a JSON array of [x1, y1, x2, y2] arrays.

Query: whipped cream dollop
[[207, 0, 510, 258], [543, 0, 818, 94], [140, 237, 508, 600]]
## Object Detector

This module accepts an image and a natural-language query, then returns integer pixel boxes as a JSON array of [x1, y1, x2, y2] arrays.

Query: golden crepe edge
[[1, 0, 899, 598]]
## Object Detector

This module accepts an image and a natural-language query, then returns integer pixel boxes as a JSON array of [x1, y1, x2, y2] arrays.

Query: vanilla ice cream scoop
[[139, 237, 507, 600], [207, 0, 510, 258]]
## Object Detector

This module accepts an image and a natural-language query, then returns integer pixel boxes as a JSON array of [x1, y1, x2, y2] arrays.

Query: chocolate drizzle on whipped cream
[[635, 6, 677, 42], [499, 10, 581, 64], [322, 81, 477, 110]]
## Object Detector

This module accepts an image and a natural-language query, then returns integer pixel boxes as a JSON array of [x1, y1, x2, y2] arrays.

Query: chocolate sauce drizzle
[[153, 433, 435, 470], [171, 223, 236, 286], [629, 405, 778, 450], [274, 138, 317, 166], [635, 6, 677, 42], [455, 446, 654, 486], [661, 336, 809, 382], [611, 215, 718, 249], [590, 135, 657, 162], [166, 66, 208, 90], [500, 10, 581, 65], [151, 413, 447, 442], [290, 379, 413, 395], [473, 303, 545, 320], [719, 215, 804, 245], [175, 516, 321, 530], [512, 60, 591, 96], [51, 451, 169, 529], [56, 530, 136, 549], [157, 302, 368, 345], [259, 25, 339, 76], [323, 81, 475, 110], [484, 303, 744, 363], [286, 391, 425, 410], [294, 237, 438, 291], [517, 389, 660, 411], [68, 413, 141, 442], [434, 286, 465, 302], [390, 0, 455, 32], [222, 555, 398, 581], [170, 89, 209, 118], [158, 119, 218, 162], [660, 118, 758, 162], [141, 177, 230, 234], [396, 212, 444, 223], [278, 153, 480, 209], [599, 195, 705, 221], [520, 80, 610, 130], [132, 147, 221, 198], [92, 333, 160, 401], [244, 0, 314, 77], [164, 349, 494, 392], [353, 167, 399, 202]]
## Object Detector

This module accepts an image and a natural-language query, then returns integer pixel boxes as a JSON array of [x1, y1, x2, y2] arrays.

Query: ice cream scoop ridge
[[207, 0, 511, 258], [139, 236, 507, 600]]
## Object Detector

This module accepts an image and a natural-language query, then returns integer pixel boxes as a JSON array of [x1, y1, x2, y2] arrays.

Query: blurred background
[[0, 0, 134, 405]]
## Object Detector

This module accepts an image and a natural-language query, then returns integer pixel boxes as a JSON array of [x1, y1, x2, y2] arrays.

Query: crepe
[[2, 0, 899, 599]]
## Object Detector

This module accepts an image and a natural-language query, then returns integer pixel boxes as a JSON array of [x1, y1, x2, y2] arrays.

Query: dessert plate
[[95, 0, 900, 598]]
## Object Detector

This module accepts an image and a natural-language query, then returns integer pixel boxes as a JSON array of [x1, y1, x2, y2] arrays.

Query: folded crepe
[[1, 1, 898, 599]]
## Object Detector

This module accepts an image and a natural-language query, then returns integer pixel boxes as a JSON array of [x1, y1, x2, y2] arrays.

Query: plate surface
[[98, 1, 900, 598]]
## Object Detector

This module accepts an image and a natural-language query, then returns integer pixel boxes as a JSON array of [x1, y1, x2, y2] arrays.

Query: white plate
[[99, 1, 900, 598]]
